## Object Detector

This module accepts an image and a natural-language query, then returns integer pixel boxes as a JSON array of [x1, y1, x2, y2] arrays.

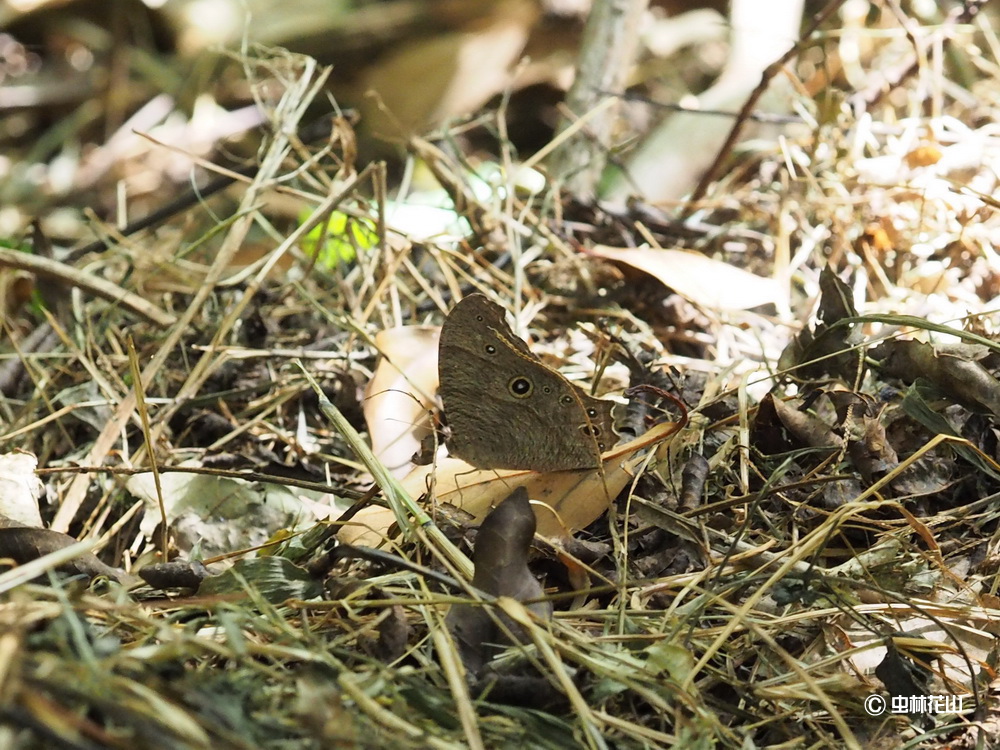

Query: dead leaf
[[0, 451, 44, 528], [846, 619, 984, 702], [874, 638, 931, 701], [339, 419, 682, 545], [872, 339, 1000, 419], [828, 391, 898, 483], [445, 487, 550, 675], [364, 326, 441, 478], [322, 575, 412, 663], [778, 266, 863, 380], [588, 245, 782, 311], [358, 0, 538, 133], [138, 560, 211, 590], [373, 604, 410, 663], [750, 393, 842, 455], [467, 488, 547, 605], [0, 526, 128, 583], [678, 453, 710, 513]]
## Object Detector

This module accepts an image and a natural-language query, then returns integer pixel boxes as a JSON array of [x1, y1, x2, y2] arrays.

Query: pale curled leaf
[[338, 419, 681, 545], [844, 615, 992, 695], [364, 326, 441, 479], [0, 451, 44, 528], [300, 363, 473, 580], [589, 245, 783, 311], [421, 419, 680, 536]]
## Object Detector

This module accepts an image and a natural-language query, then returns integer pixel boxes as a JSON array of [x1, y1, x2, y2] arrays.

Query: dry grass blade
[[126, 336, 167, 556], [50, 53, 328, 533]]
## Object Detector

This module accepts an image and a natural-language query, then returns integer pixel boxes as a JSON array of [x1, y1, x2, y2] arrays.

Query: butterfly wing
[[439, 295, 614, 472]]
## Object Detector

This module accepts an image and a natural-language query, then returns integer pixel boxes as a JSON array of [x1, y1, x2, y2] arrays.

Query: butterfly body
[[438, 295, 615, 472]]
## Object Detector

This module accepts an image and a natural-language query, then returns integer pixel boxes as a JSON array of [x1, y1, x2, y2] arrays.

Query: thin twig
[[0, 249, 177, 328]]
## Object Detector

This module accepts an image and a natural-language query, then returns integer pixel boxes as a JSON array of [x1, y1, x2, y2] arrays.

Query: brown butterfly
[[438, 294, 615, 472]]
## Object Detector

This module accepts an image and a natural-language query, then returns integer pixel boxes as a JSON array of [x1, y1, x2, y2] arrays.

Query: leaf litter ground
[[3, 13, 1000, 750]]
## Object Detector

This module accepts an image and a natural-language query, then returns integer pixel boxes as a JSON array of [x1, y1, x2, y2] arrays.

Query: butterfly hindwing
[[439, 295, 614, 471]]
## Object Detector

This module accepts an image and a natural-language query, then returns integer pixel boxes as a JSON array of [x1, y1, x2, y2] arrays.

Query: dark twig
[[64, 162, 259, 263]]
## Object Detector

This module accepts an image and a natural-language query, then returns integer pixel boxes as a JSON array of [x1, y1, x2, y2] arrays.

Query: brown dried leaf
[[0, 526, 126, 583], [828, 391, 898, 483], [467, 488, 547, 605], [677, 453, 710, 513], [373, 604, 410, 663], [750, 393, 842, 455], [817, 264, 858, 325], [778, 265, 862, 380], [873, 339, 1000, 418], [138, 560, 211, 590], [445, 487, 550, 675], [359, 0, 537, 132]]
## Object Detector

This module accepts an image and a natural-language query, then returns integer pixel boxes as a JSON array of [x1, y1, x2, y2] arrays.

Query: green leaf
[[197, 557, 322, 603], [299, 209, 376, 267]]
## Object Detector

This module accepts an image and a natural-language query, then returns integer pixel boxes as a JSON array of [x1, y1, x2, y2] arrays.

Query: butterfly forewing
[[439, 295, 615, 472]]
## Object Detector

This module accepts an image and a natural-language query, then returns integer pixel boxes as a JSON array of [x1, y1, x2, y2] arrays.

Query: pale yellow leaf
[[589, 245, 783, 311], [364, 326, 440, 479], [339, 420, 680, 545]]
